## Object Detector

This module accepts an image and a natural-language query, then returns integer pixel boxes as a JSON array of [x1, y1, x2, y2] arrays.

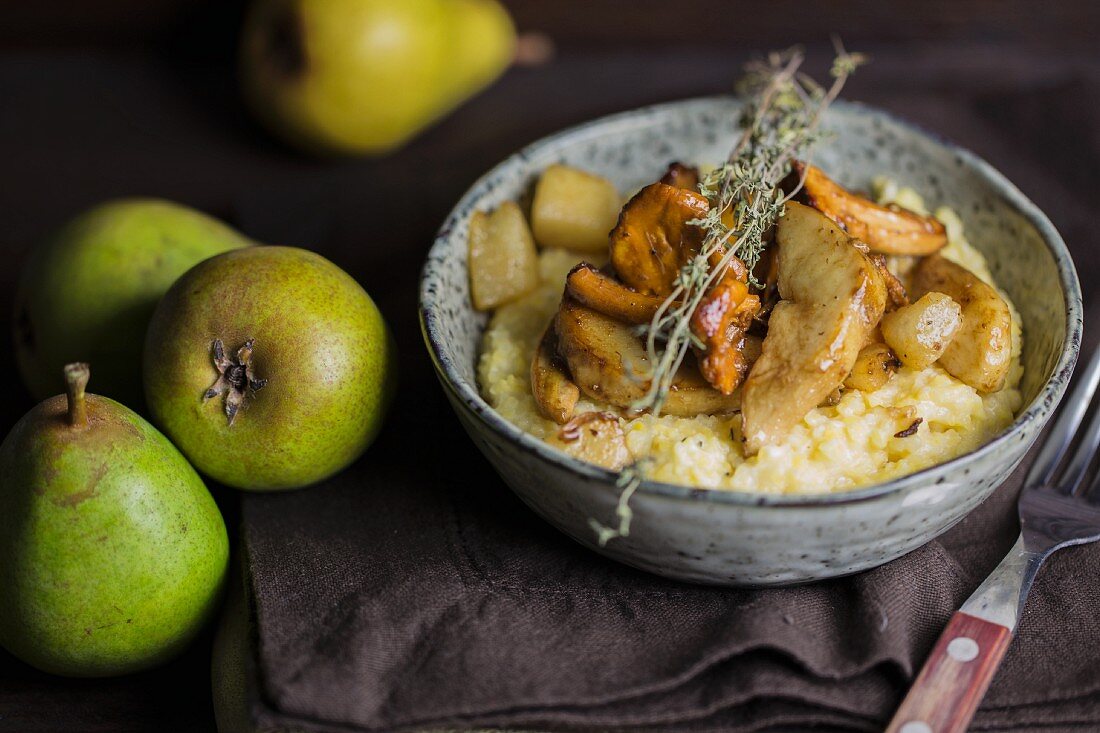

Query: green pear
[[143, 246, 396, 490], [14, 199, 253, 407], [239, 0, 515, 156], [0, 364, 229, 677]]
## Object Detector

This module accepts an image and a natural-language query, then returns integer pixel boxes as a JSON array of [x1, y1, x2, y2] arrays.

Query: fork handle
[[885, 612, 1012, 733]]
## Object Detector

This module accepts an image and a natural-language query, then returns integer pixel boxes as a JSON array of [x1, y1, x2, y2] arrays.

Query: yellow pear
[[240, 0, 515, 156]]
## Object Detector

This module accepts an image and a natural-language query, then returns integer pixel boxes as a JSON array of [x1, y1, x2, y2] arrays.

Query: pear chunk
[[911, 255, 1012, 392], [555, 298, 741, 417], [531, 322, 580, 424], [880, 291, 962, 370], [468, 201, 539, 311], [794, 161, 947, 256], [531, 165, 622, 253], [742, 202, 887, 454]]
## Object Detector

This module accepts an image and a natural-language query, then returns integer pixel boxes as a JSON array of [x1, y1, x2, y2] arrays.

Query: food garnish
[[628, 42, 866, 415]]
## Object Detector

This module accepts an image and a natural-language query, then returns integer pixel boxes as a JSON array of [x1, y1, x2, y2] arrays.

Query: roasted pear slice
[[911, 255, 1012, 392], [742, 202, 887, 454], [565, 263, 672, 325], [555, 298, 741, 417], [531, 322, 581, 424], [608, 182, 709, 297], [793, 161, 947, 256]]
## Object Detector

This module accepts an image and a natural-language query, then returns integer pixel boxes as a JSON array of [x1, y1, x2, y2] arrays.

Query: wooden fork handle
[[885, 612, 1012, 733]]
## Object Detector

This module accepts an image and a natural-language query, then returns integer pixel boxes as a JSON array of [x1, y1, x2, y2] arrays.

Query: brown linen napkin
[[227, 358, 1100, 733], [217, 53, 1100, 733]]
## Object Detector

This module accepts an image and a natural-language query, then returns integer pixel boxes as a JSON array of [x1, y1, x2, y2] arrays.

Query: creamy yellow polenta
[[477, 183, 1023, 494]]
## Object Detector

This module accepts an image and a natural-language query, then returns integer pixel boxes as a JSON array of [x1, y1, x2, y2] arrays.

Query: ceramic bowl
[[419, 96, 1082, 586]]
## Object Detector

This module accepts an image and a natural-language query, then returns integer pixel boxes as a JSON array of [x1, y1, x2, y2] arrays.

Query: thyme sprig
[[630, 41, 866, 418], [588, 461, 648, 547], [589, 41, 866, 548]]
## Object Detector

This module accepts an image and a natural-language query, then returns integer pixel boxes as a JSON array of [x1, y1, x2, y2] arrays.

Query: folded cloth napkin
[[222, 364, 1100, 733]]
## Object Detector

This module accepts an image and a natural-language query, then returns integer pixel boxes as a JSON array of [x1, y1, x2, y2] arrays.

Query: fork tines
[[1025, 344, 1100, 495]]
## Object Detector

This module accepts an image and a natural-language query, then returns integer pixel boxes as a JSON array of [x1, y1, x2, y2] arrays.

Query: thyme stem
[[588, 462, 646, 547], [589, 42, 866, 548], [631, 41, 866, 417]]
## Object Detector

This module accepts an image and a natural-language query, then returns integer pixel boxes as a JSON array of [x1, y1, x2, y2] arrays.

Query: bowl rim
[[419, 94, 1083, 508]]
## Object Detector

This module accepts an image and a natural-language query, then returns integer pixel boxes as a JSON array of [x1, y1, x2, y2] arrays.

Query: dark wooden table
[[1, 2, 1098, 731]]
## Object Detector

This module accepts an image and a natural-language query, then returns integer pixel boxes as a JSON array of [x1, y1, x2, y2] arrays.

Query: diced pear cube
[[881, 291, 963, 370], [530, 164, 621, 253], [468, 201, 539, 311]]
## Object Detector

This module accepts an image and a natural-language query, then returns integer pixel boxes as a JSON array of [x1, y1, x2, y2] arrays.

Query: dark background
[[1, 1, 1098, 731]]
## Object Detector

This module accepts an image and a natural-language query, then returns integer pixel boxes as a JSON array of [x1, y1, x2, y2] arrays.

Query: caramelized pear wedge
[[565, 263, 673, 325], [531, 323, 581, 424], [609, 182, 710, 297], [793, 161, 947, 256], [844, 342, 902, 392], [555, 298, 741, 417], [742, 202, 887, 455], [911, 255, 1012, 392], [880, 291, 962, 370]]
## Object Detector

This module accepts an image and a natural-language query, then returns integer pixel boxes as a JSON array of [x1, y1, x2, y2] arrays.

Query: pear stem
[[64, 362, 90, 427], [513, 31, 555, 67]]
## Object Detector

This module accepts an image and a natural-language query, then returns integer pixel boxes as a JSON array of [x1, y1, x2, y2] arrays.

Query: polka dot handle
[[886, 612, 1013, 733]]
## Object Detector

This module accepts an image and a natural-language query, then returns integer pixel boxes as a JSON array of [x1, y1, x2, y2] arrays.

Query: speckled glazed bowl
[[420, 96, 1082, 586]]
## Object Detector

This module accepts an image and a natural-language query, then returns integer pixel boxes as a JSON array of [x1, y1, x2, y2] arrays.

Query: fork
[[886, 343, 1100, 733]]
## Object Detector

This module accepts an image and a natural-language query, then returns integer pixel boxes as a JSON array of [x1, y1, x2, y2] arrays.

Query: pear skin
[[239, 0, 515, 156], [13, 199, 252, 407], [0, 365, 229, 677], [143, 246, 396, 490]]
